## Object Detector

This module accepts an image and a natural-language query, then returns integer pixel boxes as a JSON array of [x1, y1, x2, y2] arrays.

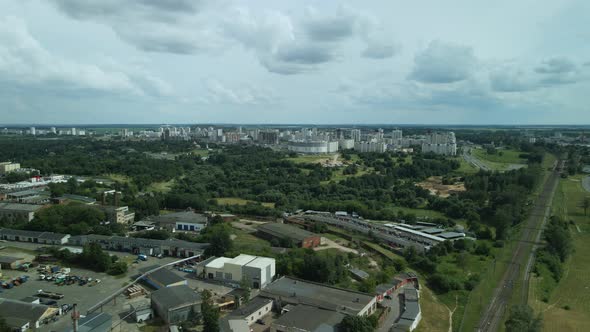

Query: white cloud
[[203, 79, 277, 105], [409, 40, 477, 83], [0, 16, 173, 97]]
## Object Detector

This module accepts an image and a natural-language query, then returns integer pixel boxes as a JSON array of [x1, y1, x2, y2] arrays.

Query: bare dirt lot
[[417, 176, 466, 198]]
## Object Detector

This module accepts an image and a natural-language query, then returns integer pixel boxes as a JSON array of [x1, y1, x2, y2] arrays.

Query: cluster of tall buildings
[[421, 132, 457, 156], [1, 127, 84, 136]]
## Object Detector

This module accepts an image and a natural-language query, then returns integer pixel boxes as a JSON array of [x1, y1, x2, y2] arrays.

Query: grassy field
[[362, 241, 404, 261], [192, 148, 210, 156], [528, 175, 590, 331], [216, 197, 275, 208], [322, 167, 372, 184], [105, 173, 132, 183], [416, 286, 452, 332], [454, 157, 479, 175], [472, 148, 526, 164], [286, 154, 335, 164], [147, 179, 175, 193]]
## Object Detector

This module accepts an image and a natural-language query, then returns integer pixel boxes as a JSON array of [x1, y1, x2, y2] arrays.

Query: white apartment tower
[[421, 132, 457, 156]]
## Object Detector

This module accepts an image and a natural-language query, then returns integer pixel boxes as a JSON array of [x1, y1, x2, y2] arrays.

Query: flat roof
[[261, 276, 374, 316], [141, 266, 186, 286], [206, 257, 233, 269], [229, 297, 272, 318], [0, 256, 24, 264], [400, 300, 420, 321], [228, 254, 257, 266], [438, 232, 465, 239], [0, 202, 43, 212], [394, 226, 446, 242], [420, 227, 445, 234], [151, 285, 201, 310], [257, 223, 317, 242], [273, 304, 344, 332], [245, 256, 275, 269]]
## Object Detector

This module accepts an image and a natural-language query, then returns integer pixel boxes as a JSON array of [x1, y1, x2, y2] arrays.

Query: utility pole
[[71, 303, 80, 332]]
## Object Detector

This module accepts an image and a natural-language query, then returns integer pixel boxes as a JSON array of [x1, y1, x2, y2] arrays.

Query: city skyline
[[1, 0, 589, 124]]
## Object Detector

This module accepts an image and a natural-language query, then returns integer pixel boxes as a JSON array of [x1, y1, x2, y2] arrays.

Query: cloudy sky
[[1, 0, 589, 125]]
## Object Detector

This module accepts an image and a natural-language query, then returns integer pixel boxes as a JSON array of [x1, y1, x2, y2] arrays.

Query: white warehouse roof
[[245, 257, 275, 269], [227, 254, 257, 266], [206, 257, 233, 269]]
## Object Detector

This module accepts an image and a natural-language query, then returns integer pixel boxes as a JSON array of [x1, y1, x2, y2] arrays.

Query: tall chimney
[[71, 303, 80, 332]]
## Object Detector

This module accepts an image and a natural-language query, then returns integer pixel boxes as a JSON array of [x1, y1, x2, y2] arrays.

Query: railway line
[[476, 161, 561, 331]]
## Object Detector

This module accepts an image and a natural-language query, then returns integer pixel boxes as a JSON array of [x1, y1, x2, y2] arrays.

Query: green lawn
[[216, 197, 275, 208], [192, 148, 210, 156], [362, 242, 404, 261], [454, 157, 479, 175], [416, 286, 452, 332], [147, 179, 175, 193], [230, 228, 272, 255], [322, 167, 372, 184], [286, 154, 335, 164], [529, 175, 590, 332], [105, 173, 132, 183], [472, 148, 526, 164]]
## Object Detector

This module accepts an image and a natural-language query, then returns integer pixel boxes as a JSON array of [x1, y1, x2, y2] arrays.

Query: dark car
[[61, 304, 71, 313]]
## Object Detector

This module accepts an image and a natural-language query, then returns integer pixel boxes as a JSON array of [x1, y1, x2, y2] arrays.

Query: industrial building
[[0, 255, 26, 269], [0, 202, 43, 222], [68, 234, 207, 257], [151, 285, 202, 324], [0, 298, 60, 330], [148, 210, 209, 232], [392, 286, 422, 332], [0, 228, 71, 245], [272, 304, 345, 332], [140, 266, 188, 289], [220, 297, 273, 332], [257, 223, 321, 248], [196, 254, 276, 289], [287, 140, 339, 154], [261, 276, 378, 317]]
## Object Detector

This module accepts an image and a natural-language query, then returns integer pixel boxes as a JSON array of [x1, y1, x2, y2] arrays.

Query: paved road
[[462, 148, 491, 171], [477, 162, 561, 332], [583, 176, 590, 193]]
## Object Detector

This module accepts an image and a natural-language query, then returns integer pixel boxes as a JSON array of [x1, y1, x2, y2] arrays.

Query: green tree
[[107, 262, 128, 275], [340, 315, 376, 332], [0, 315, 10, 332], [201, 290, 220, 332], [582, 197, 590, 216], [505, 305, 542, 332], [204, 225, 233, 257]]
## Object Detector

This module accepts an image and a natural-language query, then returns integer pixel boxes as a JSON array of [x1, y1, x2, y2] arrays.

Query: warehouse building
[[140, 266, 188, 289], [257, 223, 321, 248], [0, 255, 26, 269], [260, 276, 377, 317], [68, 234, 207, 257], [0, 298, 60, 330], [272, 304, 345, 332], [220, 297, 273, 332], [196, 254, 276, 289], [0, 228, 70, 245], [0, 202, 43, 222], [151, 285, 202, 324], [148, 210, 209, 232], [392, 286, 422, 332]]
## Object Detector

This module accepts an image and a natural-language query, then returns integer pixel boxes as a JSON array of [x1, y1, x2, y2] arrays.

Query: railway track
[[476, 163, 561, 332]]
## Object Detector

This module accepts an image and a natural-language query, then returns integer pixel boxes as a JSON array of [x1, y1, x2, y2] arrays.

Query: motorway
[[476, 162, 561, 332], [462, 148, 491, 171]]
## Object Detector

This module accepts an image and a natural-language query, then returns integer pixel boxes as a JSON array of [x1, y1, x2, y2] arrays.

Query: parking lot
[[0, 244, 237, 331]]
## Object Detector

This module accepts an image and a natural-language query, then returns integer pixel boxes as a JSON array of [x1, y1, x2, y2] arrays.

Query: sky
[[0, 0, 589, 125]]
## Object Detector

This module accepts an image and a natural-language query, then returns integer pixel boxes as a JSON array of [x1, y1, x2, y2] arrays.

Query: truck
[[36, 290, 64, 300], [50, 266, 60, 273]]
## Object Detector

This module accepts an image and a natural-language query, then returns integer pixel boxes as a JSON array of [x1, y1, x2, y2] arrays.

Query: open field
[[146, 179, 175, 193], [472, 148, 526, 164], [216, 197, 275, 208], [322, 167, 372, 184], [105, 173, 132, 183], [454, 157, 479, 174], [415, 285, 451, 332], [528, 175, 590, 332], [417, 176, 466, 198], [286, 154, 337, 164]]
